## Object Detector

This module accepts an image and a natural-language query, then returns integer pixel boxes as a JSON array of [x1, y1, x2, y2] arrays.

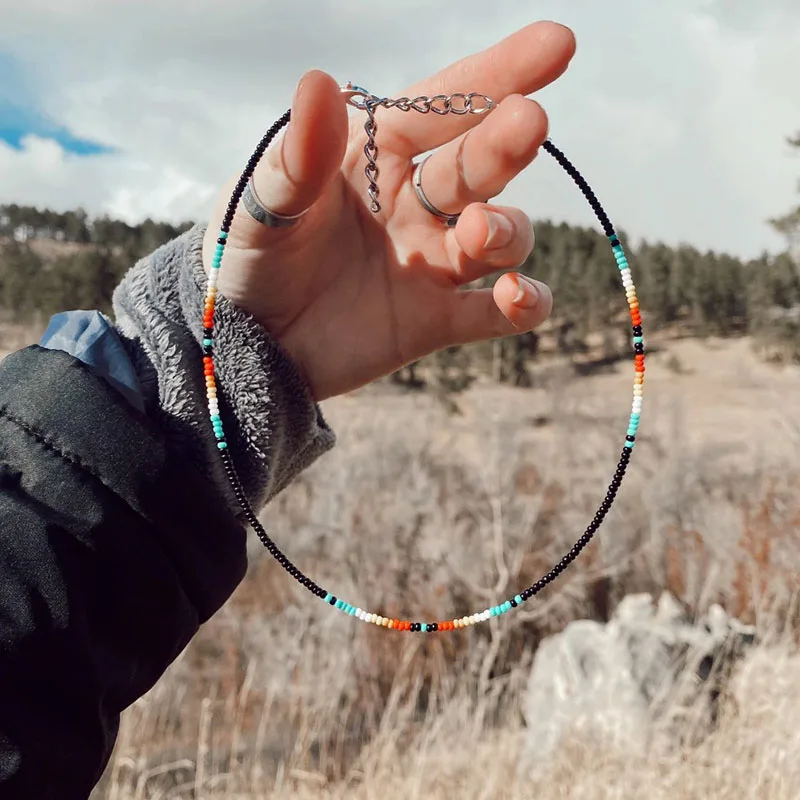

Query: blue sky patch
[[0, 52, 112, 156], [0, 101, 113, 155]]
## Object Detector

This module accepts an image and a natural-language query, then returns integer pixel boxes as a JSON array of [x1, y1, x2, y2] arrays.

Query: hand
[[203, 21, 576, 401]]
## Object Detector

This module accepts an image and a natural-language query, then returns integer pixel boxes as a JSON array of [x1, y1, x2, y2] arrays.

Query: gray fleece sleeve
[[111, 224, 336, 517]]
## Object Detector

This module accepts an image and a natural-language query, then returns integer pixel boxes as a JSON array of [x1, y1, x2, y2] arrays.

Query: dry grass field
[[2, 326, 798, 798]]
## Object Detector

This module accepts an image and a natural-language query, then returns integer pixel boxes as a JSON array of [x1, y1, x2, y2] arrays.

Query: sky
[[0, 0, 798, 260]]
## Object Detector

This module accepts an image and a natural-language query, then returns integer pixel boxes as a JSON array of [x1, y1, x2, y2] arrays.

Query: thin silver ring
[[412, 155, 461, 227], [242, 176, 308, 228]]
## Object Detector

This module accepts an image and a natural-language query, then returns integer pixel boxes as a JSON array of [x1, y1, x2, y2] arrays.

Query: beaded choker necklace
[[203, 84, 645, 633]]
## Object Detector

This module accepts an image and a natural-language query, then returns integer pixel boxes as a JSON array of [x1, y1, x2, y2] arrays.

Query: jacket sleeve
[[0, 226, 335, 798]]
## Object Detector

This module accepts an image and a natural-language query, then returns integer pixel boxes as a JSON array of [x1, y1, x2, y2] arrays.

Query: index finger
[[377, 21, 576, 157]]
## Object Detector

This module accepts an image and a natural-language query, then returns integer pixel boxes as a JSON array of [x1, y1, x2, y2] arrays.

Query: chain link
[[341, 83, 495, 213]]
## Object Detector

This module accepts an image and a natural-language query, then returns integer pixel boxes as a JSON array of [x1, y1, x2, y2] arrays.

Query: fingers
[[381, 21, 575, 157], [412, 94, 547, 218], [445, 204, 534, 285], [245, 70, 348, 228], [446, 273, 552, 347]]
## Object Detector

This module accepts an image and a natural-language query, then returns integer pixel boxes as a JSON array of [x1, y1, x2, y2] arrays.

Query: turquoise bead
[[503, 601, 512, 613], [515, 594, 523, 605], [218, 231, 228, 239], [203, 338, 213, 347], [633, 336, 644, 344], [211, 414, 221, 423], [324, 593, 332, 603], [217, 441, 228, 449], [624, 441, 634, 449], [422, 623, 429, 633]]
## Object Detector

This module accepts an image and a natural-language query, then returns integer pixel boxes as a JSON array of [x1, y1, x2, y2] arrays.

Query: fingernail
[[485, 211, 515, 251], [513, 274, 542, 308]]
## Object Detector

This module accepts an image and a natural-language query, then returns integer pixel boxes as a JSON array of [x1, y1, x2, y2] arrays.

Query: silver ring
[[242, 176, 308, 228], [412, 155, 460, 227]]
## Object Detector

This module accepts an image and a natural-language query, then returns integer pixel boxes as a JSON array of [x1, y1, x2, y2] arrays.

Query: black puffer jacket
[[0, 226, 335, 798]]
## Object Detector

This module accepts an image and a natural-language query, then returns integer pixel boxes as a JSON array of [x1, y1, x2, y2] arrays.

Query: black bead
[[329, 596, 337, 606], [510, 598, 518, 608], [626, 435, 636, 442], [429, 623, 438, 632], [610, 238, 620, 248], [634, 343, 644, 354]]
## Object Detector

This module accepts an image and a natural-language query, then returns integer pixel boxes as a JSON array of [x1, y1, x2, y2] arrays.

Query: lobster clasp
[[341, 81, 372, 110]]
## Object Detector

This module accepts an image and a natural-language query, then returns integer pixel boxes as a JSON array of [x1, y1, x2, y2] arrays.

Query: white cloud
[[0, 0, 798, 258]]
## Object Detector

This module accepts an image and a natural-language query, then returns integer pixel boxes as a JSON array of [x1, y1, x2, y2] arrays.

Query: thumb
[[249, 69, 348, 224], [447, 273, 553, 346]]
